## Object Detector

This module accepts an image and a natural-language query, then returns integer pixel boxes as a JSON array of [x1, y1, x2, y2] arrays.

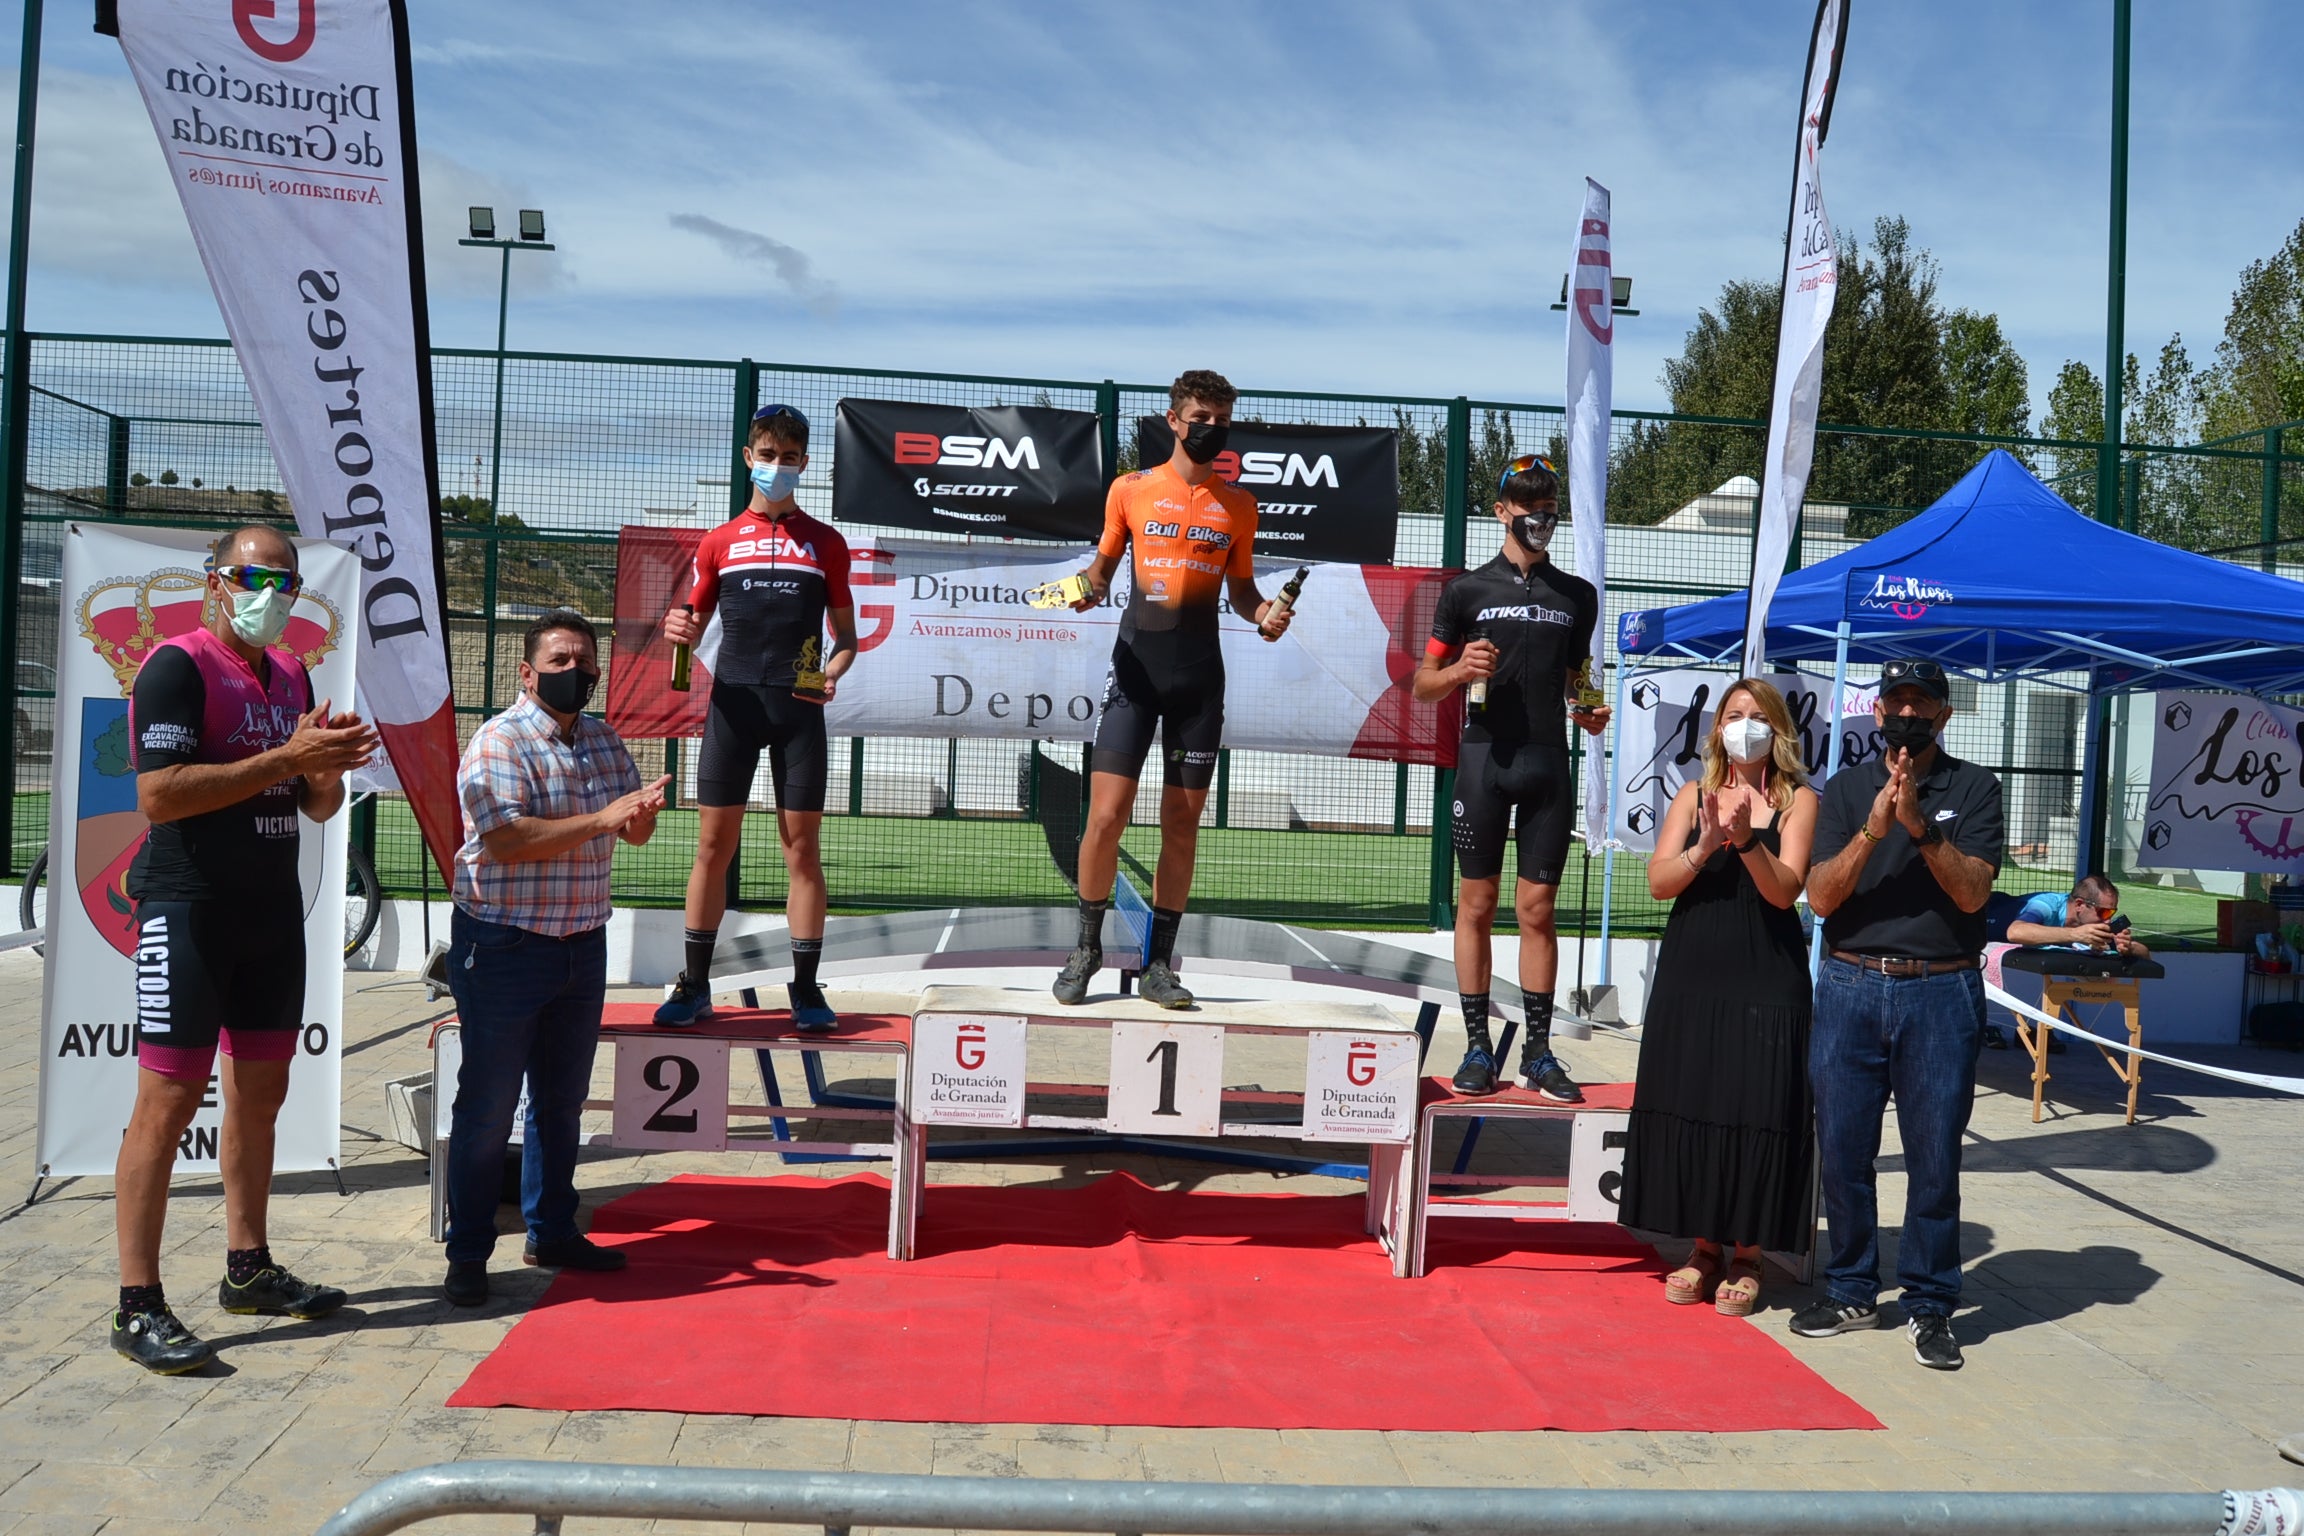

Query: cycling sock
[[682, 926, 718, 988], [790, 936, 823, 992], [1076, 897, 1110, 950], [1459, 993, 1493, 1057], [1520, 991, 1557, 1066], [1151, 907, 1185, 967], [226, 1246, 272, 1285], [120, 1282, 165, 1315]]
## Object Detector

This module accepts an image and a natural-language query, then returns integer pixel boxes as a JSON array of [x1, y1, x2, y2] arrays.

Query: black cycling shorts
[[1090, 639, 1224, 791], [132, 895, 306, 1079], [1451, 738, 1574, 886], [696, 680, 829, 812]]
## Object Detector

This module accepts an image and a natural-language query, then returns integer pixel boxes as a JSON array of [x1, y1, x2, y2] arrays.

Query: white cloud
[[0, 68, 205, 290], [667, 213, 838, 317]]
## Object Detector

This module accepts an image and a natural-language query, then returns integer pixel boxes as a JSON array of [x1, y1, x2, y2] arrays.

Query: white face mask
[[1721, 717, 1774, 764], [226, 584, 294, 647], [750, 459, 802, 502]]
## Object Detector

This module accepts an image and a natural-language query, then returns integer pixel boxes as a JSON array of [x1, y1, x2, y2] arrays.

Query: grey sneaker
[[1909, 1313, 1964, 1370], [1139, 960, 1194, 1009]]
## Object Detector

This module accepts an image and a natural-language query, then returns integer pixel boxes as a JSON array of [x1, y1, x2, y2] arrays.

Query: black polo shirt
[[1812, 749, 2006, 959]]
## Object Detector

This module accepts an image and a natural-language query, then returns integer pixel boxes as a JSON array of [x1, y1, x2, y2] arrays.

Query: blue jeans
[[443, 908, 608, 1265], [1809, 957, 1985, 1318]]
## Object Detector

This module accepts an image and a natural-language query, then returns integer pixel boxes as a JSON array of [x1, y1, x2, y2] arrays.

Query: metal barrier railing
[[314, 1462, 2298, 1536]]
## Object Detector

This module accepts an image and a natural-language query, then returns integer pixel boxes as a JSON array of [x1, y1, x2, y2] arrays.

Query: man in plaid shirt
[[441, 610, 669, 1306]]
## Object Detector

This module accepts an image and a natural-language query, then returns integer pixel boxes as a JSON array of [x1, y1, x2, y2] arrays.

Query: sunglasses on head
[[752, 403, 809, 429], [212, 563, 301, 595], [1882, 659, 1947, 686], [1499, 454, 1556, 495]]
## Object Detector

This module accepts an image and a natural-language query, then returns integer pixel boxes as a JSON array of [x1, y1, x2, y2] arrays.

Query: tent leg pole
[[1810, 623, 1853, 980]]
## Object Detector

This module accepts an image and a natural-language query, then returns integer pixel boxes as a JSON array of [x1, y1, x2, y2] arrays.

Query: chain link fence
[[9, 333, 2299, 941]]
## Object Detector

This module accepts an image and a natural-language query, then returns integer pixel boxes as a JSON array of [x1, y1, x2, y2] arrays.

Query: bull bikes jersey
[[1427, 551, 1599, 749], [1097, 463, 1259, 652], [685, 507, 853, 687], [126, 625, 314, 902]]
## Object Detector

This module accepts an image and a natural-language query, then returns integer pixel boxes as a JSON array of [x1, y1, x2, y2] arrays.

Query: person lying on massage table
[[1981, 873, 2150, 1050]]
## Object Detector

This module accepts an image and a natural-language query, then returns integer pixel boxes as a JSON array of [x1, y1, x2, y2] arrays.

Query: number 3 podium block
[[907, 985, 1421, 1265]]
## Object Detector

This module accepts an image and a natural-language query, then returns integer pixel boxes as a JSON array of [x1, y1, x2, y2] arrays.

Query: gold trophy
[[1570, 661, 1606, 713], [1026, 573, 1095, 609], [793, 635, 829, 703]]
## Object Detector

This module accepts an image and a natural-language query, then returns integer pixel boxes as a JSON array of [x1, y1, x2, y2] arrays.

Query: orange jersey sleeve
[[1217, 482, 1258, 578], [1097, 474, 1136, 561]]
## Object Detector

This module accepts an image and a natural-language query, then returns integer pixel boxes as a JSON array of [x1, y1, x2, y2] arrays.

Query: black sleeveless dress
[[1618, 822, 1814, 1251]]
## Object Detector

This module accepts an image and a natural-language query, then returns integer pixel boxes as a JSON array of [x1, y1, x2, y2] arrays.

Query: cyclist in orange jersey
[[1054, 369, 1292, 1008]]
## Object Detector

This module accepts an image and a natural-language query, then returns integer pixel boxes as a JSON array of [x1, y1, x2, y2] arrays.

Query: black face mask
[[1511, 511, 1558, 554], [1180, 420, 1230, 465], [533, 666, 599, 716], [1879, 712, 1941, 755]]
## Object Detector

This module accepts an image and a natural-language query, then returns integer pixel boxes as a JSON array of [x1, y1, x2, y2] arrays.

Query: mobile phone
[[2107, 915, 2132, 935]]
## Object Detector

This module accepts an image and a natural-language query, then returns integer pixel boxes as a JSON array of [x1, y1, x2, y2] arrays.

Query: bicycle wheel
[[344, 843, 382, 959], [18, 847, 46, 954]]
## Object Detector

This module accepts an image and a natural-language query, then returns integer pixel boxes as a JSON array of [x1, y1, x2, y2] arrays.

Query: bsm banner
[[608, 530, 1458, 765], [37, 525, 355, 1179], [1613, 668, 1880, 851], [1133, 418, 1400, 565], [834, 400, 1105, 542], [2140, 691, 2304, 872]]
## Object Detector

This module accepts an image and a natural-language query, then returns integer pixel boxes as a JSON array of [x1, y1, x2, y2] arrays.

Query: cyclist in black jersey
[[1416, 456, 1611, 1100], [657, 405, 857, 1031]]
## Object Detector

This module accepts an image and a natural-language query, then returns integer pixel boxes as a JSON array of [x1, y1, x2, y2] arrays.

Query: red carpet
[[449, 1173, 1878, 1432]]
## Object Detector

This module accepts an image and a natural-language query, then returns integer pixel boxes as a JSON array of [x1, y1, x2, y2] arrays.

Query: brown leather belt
[[1829, 951, 1979, 977]]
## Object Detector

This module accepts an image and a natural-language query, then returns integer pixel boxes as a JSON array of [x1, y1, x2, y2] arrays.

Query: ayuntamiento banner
[[2138, 691, 2304, 872], [109, 0, 462, 876], [37, 525, 354, 1180], [1132, 419, 1400, 565], [608, 530, 1457, 766], [833, 400, 1106, 542], [1612, 668, 1880, 851]]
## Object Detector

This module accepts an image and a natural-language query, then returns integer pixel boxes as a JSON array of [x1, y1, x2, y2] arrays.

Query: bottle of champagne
[[668, 607, 693, 692], [1262, 566, 1309, 640]]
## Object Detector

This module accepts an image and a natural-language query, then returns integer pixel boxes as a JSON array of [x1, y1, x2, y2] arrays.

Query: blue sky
[[6, 0, 2301, 419]]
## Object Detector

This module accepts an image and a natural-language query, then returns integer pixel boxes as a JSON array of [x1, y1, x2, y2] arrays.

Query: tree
[[1613, 216, 2032, 533], [2204, 216, 2304, 438], [157, 469, 178, 486]]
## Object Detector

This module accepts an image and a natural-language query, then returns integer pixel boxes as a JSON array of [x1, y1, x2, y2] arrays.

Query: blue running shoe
[[654, 973, 713, 1028], [1451, 1047, 1499, 1096], [788, 981, 839, 1035], [1523, 1052, 1584, 1103]]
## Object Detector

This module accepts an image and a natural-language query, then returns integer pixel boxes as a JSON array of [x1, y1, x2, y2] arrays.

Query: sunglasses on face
[[213, 563, 302, 595], [752, 403, 809, 429], [1499, 454, 1556, 495]]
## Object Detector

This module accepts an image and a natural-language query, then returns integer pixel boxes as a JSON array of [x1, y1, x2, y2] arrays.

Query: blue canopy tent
[[1608, 448, 2304, 911]]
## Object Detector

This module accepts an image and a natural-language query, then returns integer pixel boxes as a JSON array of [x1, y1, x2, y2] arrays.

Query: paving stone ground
[[1, 944, 2300, 1535]]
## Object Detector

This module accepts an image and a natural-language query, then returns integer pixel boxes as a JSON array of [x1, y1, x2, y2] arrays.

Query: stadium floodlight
[[518, 209, 547, 242], [467, 206, 495, 241], [1550, 274, 1639, 316]]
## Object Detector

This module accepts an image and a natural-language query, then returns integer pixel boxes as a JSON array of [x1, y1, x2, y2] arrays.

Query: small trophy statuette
[[1571, 662, 1606, 712], [793, 635, 829, 702], [1026, 573, 1095, 609]]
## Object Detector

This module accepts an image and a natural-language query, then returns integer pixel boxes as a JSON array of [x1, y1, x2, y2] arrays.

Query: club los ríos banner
[[37, 525, 353, 1179], [608, 530, 1457, 766], [1133, 419, 1400, 565], [108, 0, 462, 875], [834, 400, 1107, 542]]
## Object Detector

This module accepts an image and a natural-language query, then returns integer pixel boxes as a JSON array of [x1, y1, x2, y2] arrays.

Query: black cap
[[1880, 658, 1951, 703]]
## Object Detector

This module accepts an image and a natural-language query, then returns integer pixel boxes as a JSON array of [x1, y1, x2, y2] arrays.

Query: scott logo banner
[[109, 0, 462, 877], [38, 524, 353, 1179], [1133, 419, 1399, 565], [834, 399, 1105, 541]]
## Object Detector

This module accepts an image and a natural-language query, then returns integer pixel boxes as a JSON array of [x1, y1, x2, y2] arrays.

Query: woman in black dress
[[1619, 677, 1818, 1316]]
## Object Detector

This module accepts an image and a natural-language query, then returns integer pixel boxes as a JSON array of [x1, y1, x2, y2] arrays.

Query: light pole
[[457, 206, 554, 709]]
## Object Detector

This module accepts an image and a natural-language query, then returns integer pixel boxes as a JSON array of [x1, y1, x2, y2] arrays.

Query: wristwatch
[[1914, 822, 1945, 849]]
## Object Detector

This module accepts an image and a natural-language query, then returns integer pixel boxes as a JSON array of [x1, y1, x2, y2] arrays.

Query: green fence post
[[105, 413, 129, 510], [944, 737, 959, 818], [730, 358, 759, 516], [2123, 455, 2139, 534], [0, 0, 44, 877], [2264, 427, 2282, 573], [1392, 763, 1408, 836], [1096, 379, 1120, 485], [1427, 396, 1471, 930], [848, 737, 863, 818], [1213, 748, 1230, 830]]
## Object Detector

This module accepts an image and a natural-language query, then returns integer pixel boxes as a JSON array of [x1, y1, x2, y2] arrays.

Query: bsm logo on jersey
[[893, 432, 1039, 471]]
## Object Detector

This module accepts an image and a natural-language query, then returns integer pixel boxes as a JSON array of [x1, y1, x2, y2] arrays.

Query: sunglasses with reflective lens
[[213, 563, 302, 595], [1499, 453, 1556, 495], [752, 403, 809, 429]]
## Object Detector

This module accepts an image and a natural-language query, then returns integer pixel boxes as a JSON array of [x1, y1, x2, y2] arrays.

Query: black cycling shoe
[[111, 1306, 216, 1374], [1052, 941, 1101, 1005], [1451, 1048, 1499, 1096], [217, 1265, 347, 1319], [1524, 1052, 1585, 1104], [1139, 960, 1195, 1009]]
